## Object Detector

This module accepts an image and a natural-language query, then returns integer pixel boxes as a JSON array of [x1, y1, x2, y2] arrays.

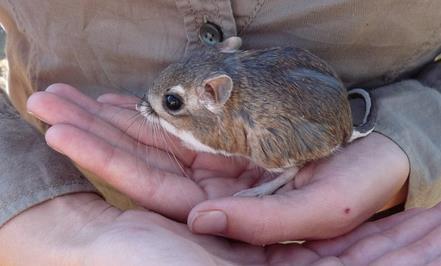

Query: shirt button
[[199, 22, 223, 46]]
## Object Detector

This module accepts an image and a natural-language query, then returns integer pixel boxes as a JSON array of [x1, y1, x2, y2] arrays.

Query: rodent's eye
[[164, 94, 183, 111]]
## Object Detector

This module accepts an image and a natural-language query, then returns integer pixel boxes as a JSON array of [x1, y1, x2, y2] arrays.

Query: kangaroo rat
[[137, 37, 375, 197]]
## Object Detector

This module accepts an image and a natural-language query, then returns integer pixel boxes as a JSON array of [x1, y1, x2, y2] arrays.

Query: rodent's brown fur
[[144, 46, 352, 170]]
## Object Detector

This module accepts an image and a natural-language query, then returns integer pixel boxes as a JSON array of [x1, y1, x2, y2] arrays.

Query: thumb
[[188, 185, 368, 245]]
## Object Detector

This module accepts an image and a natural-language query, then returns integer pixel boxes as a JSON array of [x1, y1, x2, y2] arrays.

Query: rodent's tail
[[348, 88, 377, 142]]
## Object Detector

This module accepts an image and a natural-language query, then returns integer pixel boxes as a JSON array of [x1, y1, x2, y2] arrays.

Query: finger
[[46, 124, 205, 220], [45, 83, 101, 112], [28, 91, 136, 147], [427, 254, 441, 266], [27, 91, 186, 175], [371, 223, 441, 265], [188, 181, 370, 245], [46, 83, 139, 112], [265, 243, 324, 266], [340, 203, 441, 265], [305, 207, 425, 257], [44, 84, 196, 165], [97, 93, 139, 109]]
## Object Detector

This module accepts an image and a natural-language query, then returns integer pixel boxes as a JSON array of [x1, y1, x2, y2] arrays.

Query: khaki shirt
[[0, 0, 440, 225]]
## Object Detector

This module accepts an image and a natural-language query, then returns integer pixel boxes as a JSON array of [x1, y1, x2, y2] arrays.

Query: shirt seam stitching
[[238, 0, 266, 35]]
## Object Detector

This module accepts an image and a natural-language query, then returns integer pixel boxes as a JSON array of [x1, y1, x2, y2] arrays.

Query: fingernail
[[189, 210, 227, 234]]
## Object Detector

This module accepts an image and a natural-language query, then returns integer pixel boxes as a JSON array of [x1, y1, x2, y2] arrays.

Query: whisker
[[154, 121, 194, 208], [115, 112, 146, 146], [160, 123, 189, 178], [135, 116, 146, 188]]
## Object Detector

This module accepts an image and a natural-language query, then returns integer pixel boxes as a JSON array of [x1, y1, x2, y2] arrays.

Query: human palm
[[2, 193, 441, 266], [27, 84, 266, 220]]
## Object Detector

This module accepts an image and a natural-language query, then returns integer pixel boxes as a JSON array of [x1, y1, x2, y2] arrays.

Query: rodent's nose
[[135, 102, 142, 112], [136, 97, 156, 116], [135, 95, 147, 112]]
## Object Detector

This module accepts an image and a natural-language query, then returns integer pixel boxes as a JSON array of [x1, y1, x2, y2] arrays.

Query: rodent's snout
[[135, 95, 146, 112], [136, 95, 156, 116]]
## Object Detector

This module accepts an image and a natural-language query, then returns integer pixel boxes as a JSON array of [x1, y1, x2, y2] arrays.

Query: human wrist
[[0, 192, 115, 265]]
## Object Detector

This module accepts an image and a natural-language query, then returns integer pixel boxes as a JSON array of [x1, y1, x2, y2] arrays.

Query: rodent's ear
[[216, 36, 242, 53], [198, 74, 233, 111]]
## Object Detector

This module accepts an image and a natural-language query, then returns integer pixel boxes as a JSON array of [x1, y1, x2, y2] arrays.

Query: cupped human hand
[[27, 84, 409, 244], [188, 132, 409, 244], [27, 84, 264, 221], [1, 193, 441, 266]]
